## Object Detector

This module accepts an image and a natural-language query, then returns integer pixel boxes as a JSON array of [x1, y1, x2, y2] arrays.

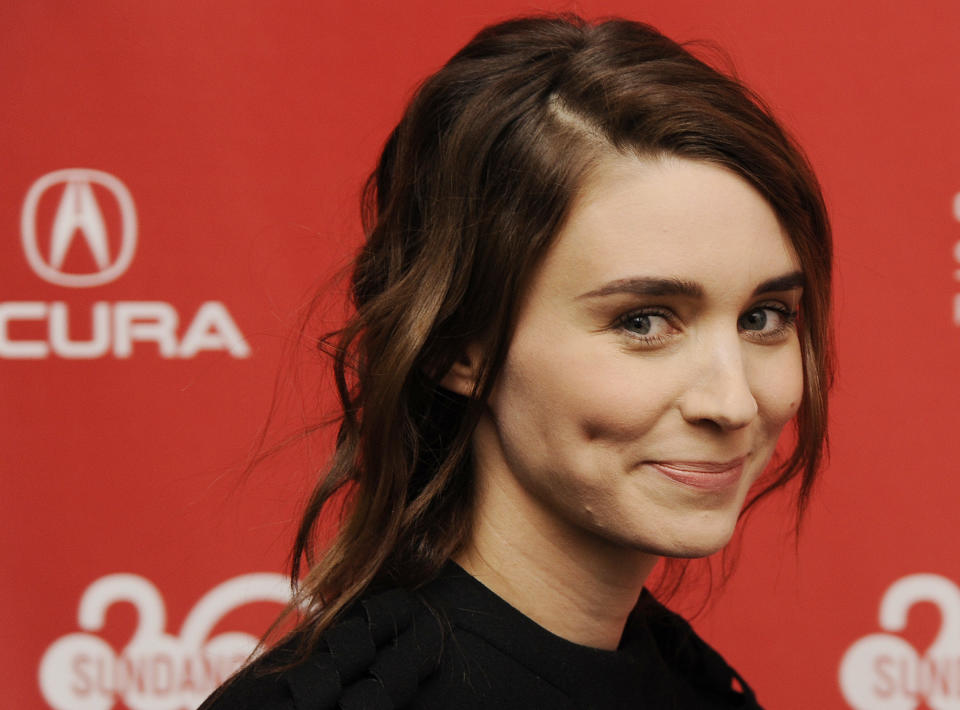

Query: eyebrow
[[578, 277, 703, 300], [577, 270, 805, 300], [751, 270, 805, 296]]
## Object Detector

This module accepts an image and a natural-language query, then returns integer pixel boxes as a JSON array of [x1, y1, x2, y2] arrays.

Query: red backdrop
[[4, 2, 959, 708]]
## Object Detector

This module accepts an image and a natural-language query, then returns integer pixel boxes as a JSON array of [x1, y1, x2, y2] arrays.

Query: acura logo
[[20, 168, 137, 288], [6, 168, 250, 359]]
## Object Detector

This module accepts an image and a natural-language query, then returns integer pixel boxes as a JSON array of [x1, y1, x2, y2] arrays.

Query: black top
[[200, 562, 762, 709]]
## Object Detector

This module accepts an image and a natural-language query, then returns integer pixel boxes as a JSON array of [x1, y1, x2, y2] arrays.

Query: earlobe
[[439, 345, 484, 397]]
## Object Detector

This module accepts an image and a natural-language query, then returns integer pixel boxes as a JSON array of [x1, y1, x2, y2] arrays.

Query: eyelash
[[614, 303, 799, 346], [615, 308, 676, 346]]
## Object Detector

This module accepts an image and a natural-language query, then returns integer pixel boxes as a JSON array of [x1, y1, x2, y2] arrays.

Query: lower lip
[[649, 462, 745, 491]]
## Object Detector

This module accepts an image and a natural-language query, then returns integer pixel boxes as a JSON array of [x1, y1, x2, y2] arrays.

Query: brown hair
[[285, 14, 832, 648]]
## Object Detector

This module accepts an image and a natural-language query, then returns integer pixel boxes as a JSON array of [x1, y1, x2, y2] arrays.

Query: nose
[[678, 338, 758, 431]]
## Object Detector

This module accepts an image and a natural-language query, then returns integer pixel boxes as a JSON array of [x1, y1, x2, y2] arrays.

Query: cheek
[[493, 333, 675, 446], [752, 343, 804, 430]]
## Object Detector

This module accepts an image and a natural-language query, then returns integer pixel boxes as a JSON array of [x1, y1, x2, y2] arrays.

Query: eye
[[617, 310, 677, 344], [738, 305, 797, 341], [739, 309, 770, 331]]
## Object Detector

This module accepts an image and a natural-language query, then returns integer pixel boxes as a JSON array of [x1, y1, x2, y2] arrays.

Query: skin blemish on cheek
[[581, 420, 607, 441], [579, 410, 657, 443]]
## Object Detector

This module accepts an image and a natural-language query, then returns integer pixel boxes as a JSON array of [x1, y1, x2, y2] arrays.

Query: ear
[[439, 343, 485, 397]]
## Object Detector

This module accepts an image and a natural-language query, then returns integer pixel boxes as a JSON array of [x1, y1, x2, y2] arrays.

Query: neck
[[454, 466, 659, 650]]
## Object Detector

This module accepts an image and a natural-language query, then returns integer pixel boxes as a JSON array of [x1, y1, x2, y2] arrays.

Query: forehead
[[539, 154, 800, 298]]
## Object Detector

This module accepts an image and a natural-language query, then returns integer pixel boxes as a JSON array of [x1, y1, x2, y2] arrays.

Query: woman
[[203, 13, 831, 709]]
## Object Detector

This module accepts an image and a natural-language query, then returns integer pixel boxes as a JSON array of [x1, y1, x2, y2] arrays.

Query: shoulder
[[197, 662, 295, 710], [634, 591, 763, 708], [198, 587, 444, 710]]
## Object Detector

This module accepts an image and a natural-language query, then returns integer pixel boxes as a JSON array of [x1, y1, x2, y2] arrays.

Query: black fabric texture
[[198, 562, 763, 709]]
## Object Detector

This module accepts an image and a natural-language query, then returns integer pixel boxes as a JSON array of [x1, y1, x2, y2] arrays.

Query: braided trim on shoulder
[[285, 587, 444, 710]]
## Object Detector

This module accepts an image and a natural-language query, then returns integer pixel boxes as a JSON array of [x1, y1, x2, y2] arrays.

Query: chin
[[639, 516, 740, 559]]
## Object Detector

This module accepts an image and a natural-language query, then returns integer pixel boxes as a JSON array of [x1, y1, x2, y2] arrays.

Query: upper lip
[[649, 457, 746, 473]]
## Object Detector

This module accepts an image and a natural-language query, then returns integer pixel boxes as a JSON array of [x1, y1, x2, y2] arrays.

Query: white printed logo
[[839, 573, 960, 709], [5, 169, 250, 359], [21, 168, 137, 288], [39, 572, 289, 710]]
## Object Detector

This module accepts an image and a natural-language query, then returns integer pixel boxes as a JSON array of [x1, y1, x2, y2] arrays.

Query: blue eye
[[624, 314, 654, 335], [738, 309, 769, 332], [618, 311, 675, 342], [738, 306, 797, 339]]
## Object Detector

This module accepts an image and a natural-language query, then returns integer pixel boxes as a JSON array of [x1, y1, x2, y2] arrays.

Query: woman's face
[[470, 154, 804, 559]]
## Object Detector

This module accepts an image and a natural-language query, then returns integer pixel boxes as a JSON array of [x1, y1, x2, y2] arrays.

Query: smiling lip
[[649, 458, 746, 491]]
